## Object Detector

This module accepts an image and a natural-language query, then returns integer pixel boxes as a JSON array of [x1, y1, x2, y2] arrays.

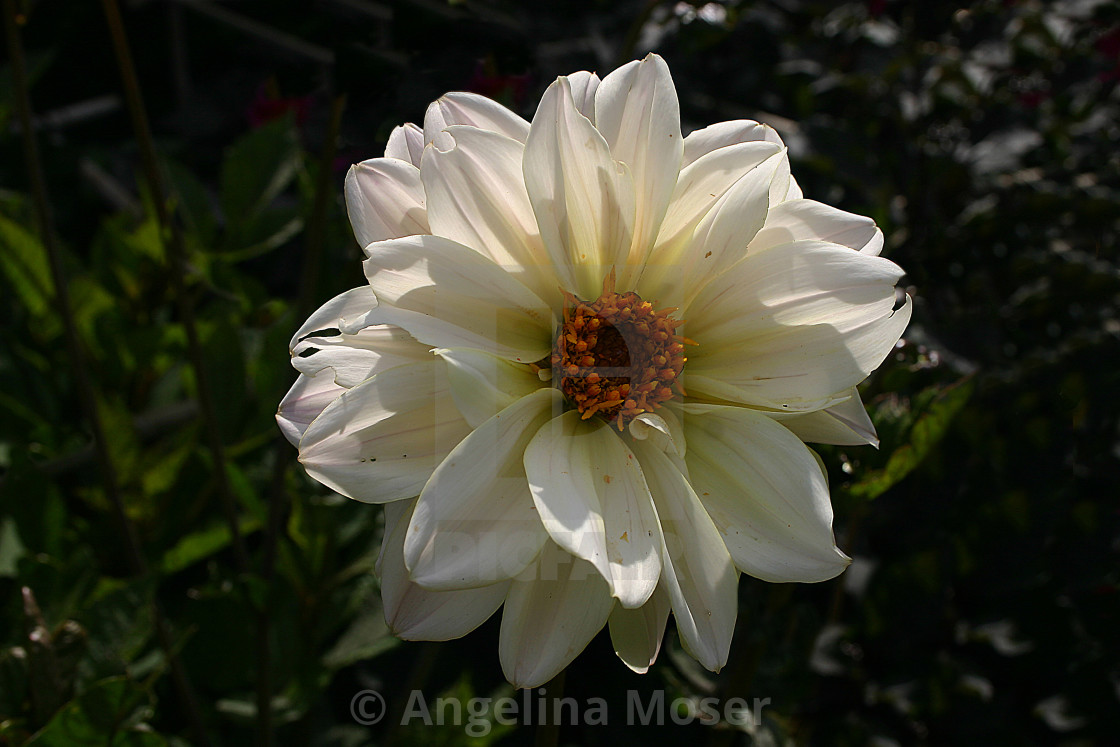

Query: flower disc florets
[[550, 272, 687, 428]]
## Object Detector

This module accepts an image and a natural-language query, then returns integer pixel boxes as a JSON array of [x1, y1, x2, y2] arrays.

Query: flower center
[[548, 271, 689, 429]]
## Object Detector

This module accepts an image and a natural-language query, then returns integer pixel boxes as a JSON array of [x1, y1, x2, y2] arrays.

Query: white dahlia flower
[[278, 54, 910, 688]]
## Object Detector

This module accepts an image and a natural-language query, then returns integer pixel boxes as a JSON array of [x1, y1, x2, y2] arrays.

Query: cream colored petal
[[627, 406, 686, 458], [344, 158, 428, 249], [379, 499, 509, 640], [276, 371, 344, 447], [499, 541, 614, 688], [683, 404, 851, 582], [362, 234, 553, 363], [384, 122, 425, 166], [404, 389, 559, 589], [523, 411, 661, 609], [593, 54, 683, 283], [767, 388, 879, 447], [638, 142, 781, 305], [686, 240, 910, 408], [423, 91, 531, 144], [298, 360, 471, 503], [607, 586, 670, 674], [292, 324, 431, 388], [435, 347, 547, 428], [289, 286, 377, 351], [524, 76, 635, 299], [566, 70, 600, 123], [681, 119, 784, 167], [633, 440, 738, 672], [420, 125, 553, 300], [751, 199, 883, 256]]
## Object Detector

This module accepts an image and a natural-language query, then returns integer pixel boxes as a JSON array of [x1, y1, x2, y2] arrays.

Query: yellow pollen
[[550, 270, 689, 430]]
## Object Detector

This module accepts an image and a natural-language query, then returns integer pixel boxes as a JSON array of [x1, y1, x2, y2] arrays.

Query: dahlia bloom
[[278, 54, 910, 688]]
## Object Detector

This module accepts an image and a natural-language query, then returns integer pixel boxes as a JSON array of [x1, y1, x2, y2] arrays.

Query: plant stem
[[99, 0, 251, 575], [534, 669, 566, 747], [3, 2, 209, 743]]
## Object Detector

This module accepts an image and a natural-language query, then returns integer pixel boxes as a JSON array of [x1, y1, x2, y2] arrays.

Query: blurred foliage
[[1, 0, 1118, 745]]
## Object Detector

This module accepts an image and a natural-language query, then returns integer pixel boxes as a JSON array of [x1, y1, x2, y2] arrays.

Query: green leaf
[[26, 676, 165, 746], [159, 516, 261, 575], [848, 378, 974, 501], [0, 213, 52, 317], [219, 115, 300, 241]]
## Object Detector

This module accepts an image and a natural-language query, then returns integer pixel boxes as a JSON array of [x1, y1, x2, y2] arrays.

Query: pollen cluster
[[549, 272, 689, 429]]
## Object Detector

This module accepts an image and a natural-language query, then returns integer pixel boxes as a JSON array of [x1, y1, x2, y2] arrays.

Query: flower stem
[[4, 2, 209, 743]]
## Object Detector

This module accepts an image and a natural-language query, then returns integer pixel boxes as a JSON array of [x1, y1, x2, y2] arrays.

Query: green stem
[[4, 3, 209, 743], [533, 669, 566, 747], [99, 0, 250, 575]]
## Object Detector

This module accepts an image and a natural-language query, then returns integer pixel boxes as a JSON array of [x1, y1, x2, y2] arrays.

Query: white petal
[[384, 122, 425, 166], [420, 125, 553, 300], [627, 406, 686, 458], [276, 371, 344, 447], [362, 234, 553, 363], [686, 240, 910, 408], [435, 347, 547, 428], [593, 54, 683, 281], [678, 150, 783, 299], [405, 389, 560, 589], [632, 440, 737, 672], [607, 587, 670, 674], [298, 360, 471, 503], [423, 91, 531, 144], [380, 499, 509, 640], [638, 142, 781, 305], [344, 158, 428, 249], [682, 119, 784, 167], [289, 286, 377, 351], [566, 71, 600, 123], [524, 76, 635, 299], [523, 412, 661, 609], [683, 404, 851, 582], [751, 199, 883, 256], [499, 541, 614, 688], [767, 388, 880, 447], [292, 324, 431, 388]]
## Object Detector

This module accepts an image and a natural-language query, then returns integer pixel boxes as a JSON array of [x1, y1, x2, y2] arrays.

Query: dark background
[[1, 0, 1118, 744]]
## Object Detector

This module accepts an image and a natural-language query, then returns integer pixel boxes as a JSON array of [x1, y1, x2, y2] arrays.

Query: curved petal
[[345, 158, 429, 249], [499, 541, 614, 688], [766, 388, 880, 447], [633, 440, 738, 672], [682, 119, 784, 167], [384, 122, 425, 166], [292, 324, 431, 388], [523, 411, 661, 609], [362, 234, 553, 363], [686, 240, 910, 409], [435, 347, 547, 428], [638, 143, 781, 306], [421, 125, 554, 300], [289, 286, 377, 351], [607, 586, 670, 674], [683, 404, 851, 582], [524, 76, 635, 299], [751, 199, 883, 256], [276, 371, 344, 447], [594, 54, 683, 281], [298, 360, 472, 503], [380, 499, 509, 640], [405, 389, 560, 589], [566, 70, 600, 123], [424, 91, 530, 144], [627, 406, 686, 458]]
